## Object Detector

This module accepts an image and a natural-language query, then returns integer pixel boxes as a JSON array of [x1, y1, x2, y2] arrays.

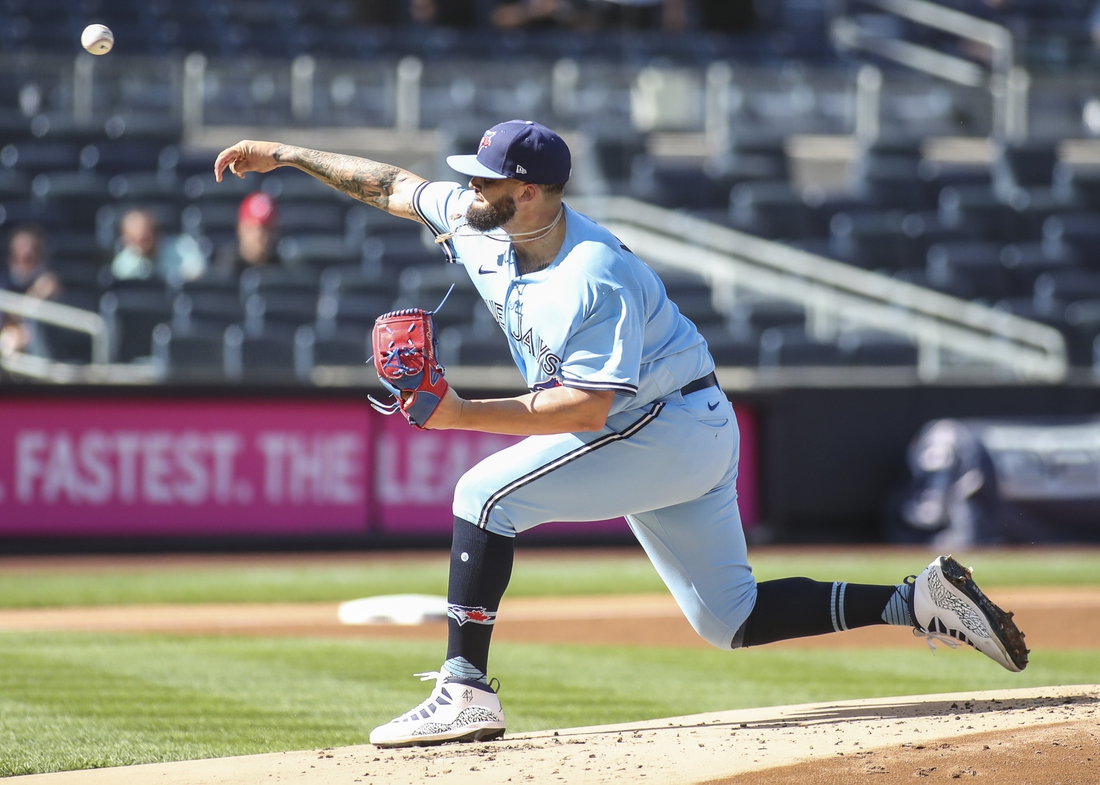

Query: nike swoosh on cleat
[[478, 265, 497, 275], [707, 401, 720, 411]]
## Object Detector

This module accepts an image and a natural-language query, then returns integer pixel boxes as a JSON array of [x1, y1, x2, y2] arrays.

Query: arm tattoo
[[273, 145, 407, 211]]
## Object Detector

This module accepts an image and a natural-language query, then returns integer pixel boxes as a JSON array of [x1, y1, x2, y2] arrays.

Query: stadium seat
[[293, 324, 368, 381], [106, 172, 183, 204], [938, 185, 1018, 241], [82, 142, 164, 176], [151, 323, 225, 382], [1042, 214, 1100, 268], [759, 325, 844, 367], [629, 156, 739, 211], [223, 324, 298, 383], [362, 230, 442, 273], [276, 201, 348, 235], [1052, 162, 1100, 210], [729, 181, 814, 240], [829, 211, 915, 271], [277, 234, 360, 268], [319, 266, 400, 301], [698, 325, 760, 367], [178, 274, 240, 298], [894, 268, 981, 300], [438, 323, 514, 367], [849, 156, 934, 212], [660, 272, 724, 327], [1034, 269, 1100, 307], [992, 141, 1059, 193], [729, 297, 806, 333], [243, 292, 318, 337], [926, 241, 1014, 300], [31, 171, 112, 227], [1, 142, 81, 174], [239, 266, 320, 301], [838, 329, 919, 367], [315, 292, 391, 335], [1000, 242, 1081, 294], [100, 289, 172, 363], [0, 170, 28, 200], [589, 131, 647, 190], [397, 265, 480, 329], [172, 292, 244, 333]]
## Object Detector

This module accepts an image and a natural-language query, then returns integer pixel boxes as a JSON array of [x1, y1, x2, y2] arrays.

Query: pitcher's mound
[[17, 685, 1099, 785]]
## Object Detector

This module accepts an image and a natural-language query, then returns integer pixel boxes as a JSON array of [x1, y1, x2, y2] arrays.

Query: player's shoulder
[[561, 206, 642, 280], [413, 180, 473, 230]]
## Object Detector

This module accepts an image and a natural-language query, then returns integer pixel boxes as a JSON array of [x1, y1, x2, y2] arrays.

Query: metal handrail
[[850, 0, 1013, 72], [0, 289, 109, 364], [833, 0, 1028, 140], [571, 197, 1067, 382]]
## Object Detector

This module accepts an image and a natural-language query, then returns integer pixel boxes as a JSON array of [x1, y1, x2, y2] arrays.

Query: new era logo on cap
[[447, 120, 571, 184]]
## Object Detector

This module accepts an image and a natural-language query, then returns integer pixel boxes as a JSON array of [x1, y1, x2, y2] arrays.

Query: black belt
[[679, 371, 719, 397]]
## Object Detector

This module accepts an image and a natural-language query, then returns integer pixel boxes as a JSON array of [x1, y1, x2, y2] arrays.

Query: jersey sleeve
[[412, 181, 468, 236], [558, 286, 643, 396]]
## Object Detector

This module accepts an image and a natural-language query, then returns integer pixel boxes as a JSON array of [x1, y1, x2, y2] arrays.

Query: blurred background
[[2, 0, 1100, 551]]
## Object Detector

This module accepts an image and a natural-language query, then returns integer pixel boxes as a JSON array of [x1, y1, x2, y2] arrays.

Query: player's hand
[[213, 140, 281, 182], [420, 385, 465, 431]]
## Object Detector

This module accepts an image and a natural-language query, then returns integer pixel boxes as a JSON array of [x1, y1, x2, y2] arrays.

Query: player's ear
[[516, 183, 540, 204]]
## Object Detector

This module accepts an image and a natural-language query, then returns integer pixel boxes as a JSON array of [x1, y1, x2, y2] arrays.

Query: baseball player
[[214, 121, 1028, 748]]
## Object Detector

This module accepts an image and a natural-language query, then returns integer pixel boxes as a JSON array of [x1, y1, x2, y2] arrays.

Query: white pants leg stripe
[[475, 403, 664, 529]]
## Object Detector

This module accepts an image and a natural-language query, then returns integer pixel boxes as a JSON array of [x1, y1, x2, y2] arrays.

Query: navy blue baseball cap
[[447, 120, 571, 184]]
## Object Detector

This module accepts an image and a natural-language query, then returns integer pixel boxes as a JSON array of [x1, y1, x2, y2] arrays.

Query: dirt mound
[[15, 686, 1098, 785]]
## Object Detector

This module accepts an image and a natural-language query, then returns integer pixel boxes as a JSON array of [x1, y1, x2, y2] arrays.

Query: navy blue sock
[[738, 578, 907, 647], [444, 518, 514, 682]]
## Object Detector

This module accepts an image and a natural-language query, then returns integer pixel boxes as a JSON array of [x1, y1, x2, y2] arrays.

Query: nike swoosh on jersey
[[478, 265, 497, 275], [707, 401, 720, 411]]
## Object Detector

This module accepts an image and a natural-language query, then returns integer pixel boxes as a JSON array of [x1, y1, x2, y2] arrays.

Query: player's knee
[[452, 471, 517, 537], [688, 581, 757, 650]]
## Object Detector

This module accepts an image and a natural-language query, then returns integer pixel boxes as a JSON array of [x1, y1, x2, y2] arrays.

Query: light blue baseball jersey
[[413, 181, 714, 416]]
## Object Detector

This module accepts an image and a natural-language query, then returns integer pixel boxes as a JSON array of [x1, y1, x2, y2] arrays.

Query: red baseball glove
[[368, 308, 449, 429]]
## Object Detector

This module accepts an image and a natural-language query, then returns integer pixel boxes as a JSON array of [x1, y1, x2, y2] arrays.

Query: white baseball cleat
[[369, 671, 506, 748], [909, 555, 1029, 672]]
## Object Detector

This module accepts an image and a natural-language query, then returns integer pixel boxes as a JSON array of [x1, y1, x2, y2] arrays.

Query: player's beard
[[465, 192, 517, 232]]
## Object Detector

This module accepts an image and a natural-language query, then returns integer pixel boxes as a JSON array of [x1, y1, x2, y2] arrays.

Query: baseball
[[81, 24, 114, 55]]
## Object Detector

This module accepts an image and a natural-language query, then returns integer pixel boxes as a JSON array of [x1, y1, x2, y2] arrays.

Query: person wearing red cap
[[214, 191, 283, 276]]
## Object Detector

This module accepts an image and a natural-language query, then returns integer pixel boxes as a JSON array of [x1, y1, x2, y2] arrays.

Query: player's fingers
[[213, 146, 237, 182]]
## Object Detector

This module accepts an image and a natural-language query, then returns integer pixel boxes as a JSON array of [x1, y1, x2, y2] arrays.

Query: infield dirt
[[13, 686, 1099, 784]]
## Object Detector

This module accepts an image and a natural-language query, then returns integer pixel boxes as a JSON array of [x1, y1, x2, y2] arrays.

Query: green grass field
[[1, 547, 1097, 608], [0, 548, 1097, 777]]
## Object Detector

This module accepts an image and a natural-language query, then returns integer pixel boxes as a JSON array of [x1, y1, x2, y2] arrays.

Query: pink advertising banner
[[0, 399, 373, 536], [0, 398, 758, 539]]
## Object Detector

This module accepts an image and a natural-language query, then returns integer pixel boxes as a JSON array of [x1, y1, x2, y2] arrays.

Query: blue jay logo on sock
[[449, 604, 496, 626]]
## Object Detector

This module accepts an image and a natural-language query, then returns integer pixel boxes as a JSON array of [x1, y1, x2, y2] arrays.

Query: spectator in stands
[[214, 192, 283, 276], [0, 226, 61, 356], [111, 208, 206, 284]]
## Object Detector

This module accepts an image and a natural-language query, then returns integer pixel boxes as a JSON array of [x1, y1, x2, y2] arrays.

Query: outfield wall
[[0, 382, 1098, 547]]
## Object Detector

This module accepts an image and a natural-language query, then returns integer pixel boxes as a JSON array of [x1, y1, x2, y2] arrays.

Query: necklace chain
[[434, 206, 564, 245]]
